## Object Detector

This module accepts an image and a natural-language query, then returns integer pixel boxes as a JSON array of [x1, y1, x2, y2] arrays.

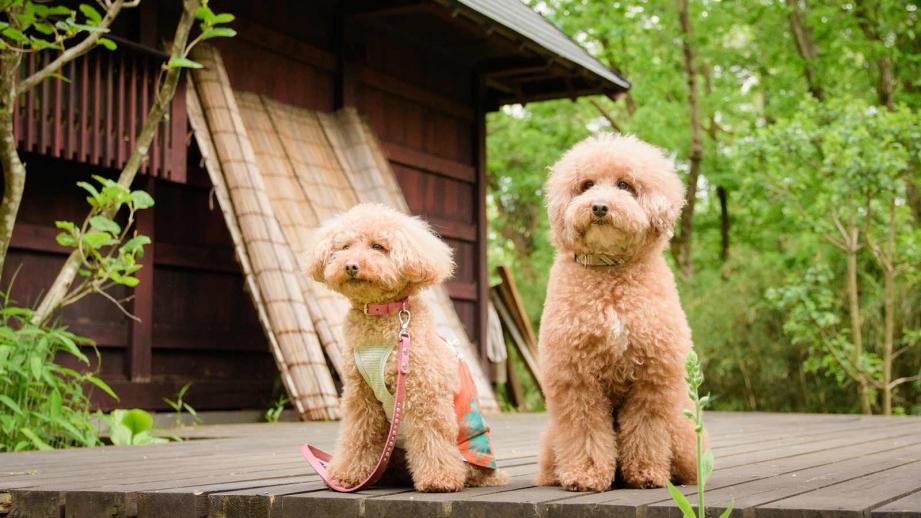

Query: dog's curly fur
[[309, 203, 508, 493], [536, 134, 706, 492]]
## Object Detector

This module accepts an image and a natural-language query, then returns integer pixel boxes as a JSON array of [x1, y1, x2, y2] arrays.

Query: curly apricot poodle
[[308, 203, 507, 493], [536, 134, 706, 492]]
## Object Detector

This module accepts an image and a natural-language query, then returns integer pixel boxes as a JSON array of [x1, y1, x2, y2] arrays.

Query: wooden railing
[[14, 38, 187, 182]]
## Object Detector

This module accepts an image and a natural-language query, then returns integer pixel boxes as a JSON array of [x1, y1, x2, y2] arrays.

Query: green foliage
[[168, 1, 236, 70], [106, 408, 168, 446], [264, 396, 289, 423], [50, 176, 153, 314], [0, 299, 116, 452], [666, 350, 732, 518], [163, 382, 200, 427], [488, 0, 921, 414], [0, 1, 113, 52]]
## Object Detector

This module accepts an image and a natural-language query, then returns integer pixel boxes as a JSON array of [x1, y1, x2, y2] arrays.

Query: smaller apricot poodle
[[536, 134, 707, 492], [308, 203, 508, 493]]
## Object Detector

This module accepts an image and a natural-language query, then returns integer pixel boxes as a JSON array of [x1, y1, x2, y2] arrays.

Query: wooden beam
[[381, 142, 476, 183], [128, 177, 155, 382], [474, 77, 489, 371], [154, 243, 239, 273], [357, 65, 473, 121], [345, 3, 429, 21], [233, 19, 336, 72], [446, 280, 477, 301], [9, 223, 66, 254], [427, 216, 477, 243]]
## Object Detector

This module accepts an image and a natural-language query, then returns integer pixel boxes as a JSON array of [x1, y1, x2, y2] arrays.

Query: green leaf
[[168, 57, 203, 69], [89, 215, 121, 234], [212, 13, 235, 24], [97, 37, 117, 51], [86, 376, 119, 402], [130, 190, 155, 209], [701, 448, 714, 485], [120, 235, 151, 255], [79, 4, 102, 24], [666, 481, 697, 518], [29, 355, 42, 380], [199, 27, 236, 41], [20, 428, 53, 451], [82, 231, 117, 249], [195, 5, 216, 21], [0, 394, 23, 415], [120, 408, 154, 436], [717, 500, 734, 518]]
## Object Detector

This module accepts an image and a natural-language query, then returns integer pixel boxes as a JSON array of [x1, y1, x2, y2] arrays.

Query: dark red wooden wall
[[2, 1, 488, 411]]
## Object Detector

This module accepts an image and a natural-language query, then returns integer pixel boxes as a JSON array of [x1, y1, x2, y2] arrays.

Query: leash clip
[[398, 306, 411, 335]]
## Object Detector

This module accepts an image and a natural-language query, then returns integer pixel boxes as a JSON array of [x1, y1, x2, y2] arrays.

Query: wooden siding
[[2, 157, 277, 411], [14, 40, 188, 182]]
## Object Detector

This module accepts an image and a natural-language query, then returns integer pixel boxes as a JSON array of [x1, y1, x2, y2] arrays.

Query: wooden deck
[[2, 412, 921, 517]]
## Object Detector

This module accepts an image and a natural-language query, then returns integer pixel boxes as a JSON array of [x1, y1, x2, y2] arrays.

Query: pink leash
[[301, 302, 412, 492]]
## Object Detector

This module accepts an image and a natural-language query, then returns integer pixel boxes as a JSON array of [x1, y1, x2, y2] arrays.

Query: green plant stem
[[696, 408, 704, 518]]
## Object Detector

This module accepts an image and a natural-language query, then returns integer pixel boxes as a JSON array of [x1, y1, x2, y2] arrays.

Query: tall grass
[[0, 297, 117, 451]]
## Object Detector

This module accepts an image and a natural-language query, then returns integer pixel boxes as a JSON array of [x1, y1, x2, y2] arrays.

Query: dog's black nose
[[592, 201, 609, 217], [345, 262, 360, 277]]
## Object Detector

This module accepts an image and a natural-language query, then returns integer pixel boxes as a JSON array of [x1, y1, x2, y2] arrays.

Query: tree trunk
[[717, 185, 730, 262], [785, 0, 824, 101], [845, 221, 872, 414], [673, 0, 704, 279], [0, 53, 25, 278], [32, 0, 200, 325], [880, 201, 896, 415]]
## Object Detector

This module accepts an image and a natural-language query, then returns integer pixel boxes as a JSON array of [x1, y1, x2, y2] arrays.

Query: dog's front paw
[[414, 472, 465, 493], [621, 463, 669, 489], [557, 465, 613, 492], [327, 466, 364, 489], [535, 469, 559, 487]]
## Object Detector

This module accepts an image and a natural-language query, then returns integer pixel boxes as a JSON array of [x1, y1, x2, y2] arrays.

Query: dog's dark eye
[[617, 180, 636, 195], [340, 244, 350, 250], [370, 243, 386, 252], [580, 180, 595, 193]]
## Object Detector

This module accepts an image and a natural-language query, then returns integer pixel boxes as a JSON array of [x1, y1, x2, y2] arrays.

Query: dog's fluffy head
[[308, 203, 455, 303], [545, 133, 685, 257]]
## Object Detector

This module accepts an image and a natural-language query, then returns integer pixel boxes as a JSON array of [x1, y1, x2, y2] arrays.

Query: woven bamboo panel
[[188, 45, 339, 420], [188, 45, 497, 414]]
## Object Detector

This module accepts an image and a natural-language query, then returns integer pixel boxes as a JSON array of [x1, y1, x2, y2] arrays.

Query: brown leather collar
[[574, 253, 627, 267]]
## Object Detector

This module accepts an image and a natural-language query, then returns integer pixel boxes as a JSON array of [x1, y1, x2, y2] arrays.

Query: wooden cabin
[[2, 0, 628, 412]]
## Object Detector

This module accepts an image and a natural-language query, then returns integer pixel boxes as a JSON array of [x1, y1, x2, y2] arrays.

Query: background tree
[[488, 0, 921, 414]]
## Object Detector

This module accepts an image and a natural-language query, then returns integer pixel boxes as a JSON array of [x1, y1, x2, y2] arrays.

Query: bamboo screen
[[188, 45, 497, 419]]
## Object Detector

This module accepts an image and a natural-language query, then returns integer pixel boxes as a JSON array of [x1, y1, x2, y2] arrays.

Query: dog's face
[[545, 134, 685, 257], [308, 203, 454, 303]]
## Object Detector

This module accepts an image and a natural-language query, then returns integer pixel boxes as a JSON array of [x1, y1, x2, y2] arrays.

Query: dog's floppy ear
[[644, 192, 684, 239], [307, 216, 342, 283], [389, 214, 455, 287]]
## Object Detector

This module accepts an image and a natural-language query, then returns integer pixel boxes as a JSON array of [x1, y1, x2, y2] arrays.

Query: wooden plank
[[357, 65, 473, 121], [873, 490, 921, 518], [474, 81, 489, 371], [490, 291, 543, 397], [495, 265, 538, 358], [129, 177, 155, 382], [381, 141, 476, 183], [754, 460, 921, 518], [647, 439, 921, 518]]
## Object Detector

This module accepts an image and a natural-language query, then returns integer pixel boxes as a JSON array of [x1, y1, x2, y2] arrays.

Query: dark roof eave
[[436, 0, 631, 94]]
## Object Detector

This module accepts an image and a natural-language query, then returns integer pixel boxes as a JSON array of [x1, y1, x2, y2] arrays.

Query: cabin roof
[[456, 0, 630, 91]]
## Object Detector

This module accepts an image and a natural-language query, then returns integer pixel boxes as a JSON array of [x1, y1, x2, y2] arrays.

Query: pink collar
[[362, 299, 409, 316]]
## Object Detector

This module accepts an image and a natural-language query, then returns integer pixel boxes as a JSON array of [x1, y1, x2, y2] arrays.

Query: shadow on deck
[[2, 412, 921, 517]]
